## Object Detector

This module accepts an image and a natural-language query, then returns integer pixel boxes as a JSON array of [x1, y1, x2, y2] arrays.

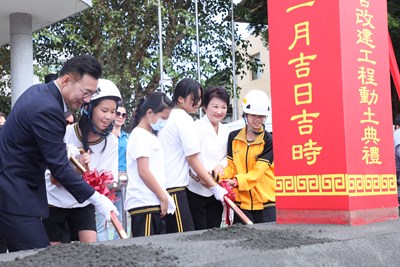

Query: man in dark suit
[[0, 55, 118, 252]]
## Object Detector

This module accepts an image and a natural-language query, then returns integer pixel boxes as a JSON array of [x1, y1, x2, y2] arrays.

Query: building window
[[251, 53, 262, 80]]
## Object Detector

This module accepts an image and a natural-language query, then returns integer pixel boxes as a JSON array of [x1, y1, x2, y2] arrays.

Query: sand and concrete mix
[[1, 218, 400, 266]]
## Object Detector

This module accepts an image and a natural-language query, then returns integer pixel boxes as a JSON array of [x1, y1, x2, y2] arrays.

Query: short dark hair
[[44, 73, 58, 83], [59, 54, 102, 80], [395, 114, 400, 127], [118, 102, 126, 109], [203, 86, 230, 108], [172, 78, 202, 107]]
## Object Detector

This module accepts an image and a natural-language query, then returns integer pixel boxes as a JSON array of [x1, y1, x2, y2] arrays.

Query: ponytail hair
[[172, 78, 203, 107]]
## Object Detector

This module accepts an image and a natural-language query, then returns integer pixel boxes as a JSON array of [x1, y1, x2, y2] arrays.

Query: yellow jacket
[[222, 127, 275, 210]]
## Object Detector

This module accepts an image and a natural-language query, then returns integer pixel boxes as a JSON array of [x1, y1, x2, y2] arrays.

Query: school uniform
[[158, 108, 199, 233], [186, 115, 229, 229], [125, 127, 167, 237], [222, 127, 276, 224], [0, 81, 95, 251], [44, 123, 118, 241]]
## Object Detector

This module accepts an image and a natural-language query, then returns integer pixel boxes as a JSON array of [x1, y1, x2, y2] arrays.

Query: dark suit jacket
[[0, 81, 95, 218]]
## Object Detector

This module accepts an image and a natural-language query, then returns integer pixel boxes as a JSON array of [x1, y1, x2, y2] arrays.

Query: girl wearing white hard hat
[[221, 89, 276, 224], [44, 79, 121, 244]]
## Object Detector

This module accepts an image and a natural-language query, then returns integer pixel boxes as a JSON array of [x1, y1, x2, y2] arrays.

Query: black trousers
[[233, 204, 276, 224], [165, 187, 194, 233], [0, 211, 49, 252], [128, 205, 166, 237], [186, 189, 223, 230]]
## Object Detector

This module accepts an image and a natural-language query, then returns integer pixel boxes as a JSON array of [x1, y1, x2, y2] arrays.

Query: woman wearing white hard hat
[[220, 89, 276, 224], [44, 78, 121, 244]]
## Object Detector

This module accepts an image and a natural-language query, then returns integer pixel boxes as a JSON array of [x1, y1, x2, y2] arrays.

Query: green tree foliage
[[32, 0, 252, 113], [235, 0, 268, 46]]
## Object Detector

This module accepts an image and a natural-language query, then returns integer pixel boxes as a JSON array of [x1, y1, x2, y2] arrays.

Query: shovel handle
[[110, 211, 128, 239], [69, 156, 87, 174], [224, 196, 253, 225]]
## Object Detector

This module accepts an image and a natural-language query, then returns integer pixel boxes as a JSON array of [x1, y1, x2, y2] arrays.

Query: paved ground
[[1, 218, 400, 266]]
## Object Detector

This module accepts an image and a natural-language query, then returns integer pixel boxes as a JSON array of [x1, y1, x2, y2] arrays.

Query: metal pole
[[231, 0, 239, 121], [195, 0, 203, 117], [119, 175, 128, 232], [195, 0, 201, 83], [158, 0, 164, 92]]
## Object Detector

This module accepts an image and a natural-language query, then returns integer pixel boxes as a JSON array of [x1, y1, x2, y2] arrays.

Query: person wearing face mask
[[43, 79, 121, 244], [220, 90, 276, 224], [124, 92, 176, 237], [158, 78, 228, 233]]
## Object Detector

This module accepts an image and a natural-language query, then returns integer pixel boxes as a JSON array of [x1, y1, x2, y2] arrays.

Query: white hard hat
[[91, 79, 122, 102], [241, 90, 271, 116]]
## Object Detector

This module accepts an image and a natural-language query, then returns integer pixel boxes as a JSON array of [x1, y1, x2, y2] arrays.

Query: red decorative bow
[[82, 169, 117, 202]]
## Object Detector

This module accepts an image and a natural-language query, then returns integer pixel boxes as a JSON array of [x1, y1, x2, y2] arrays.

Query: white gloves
[[209, 184, 228, 202], [166, 192, 176, 215], [88, 191, 119, 221]]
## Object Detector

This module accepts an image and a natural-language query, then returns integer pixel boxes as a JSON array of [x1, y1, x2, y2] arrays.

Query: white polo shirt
[[158, 108, 200, 189], [187, 115, 229, 197], [46, 124, 118, 208], [124, 127, 167, 210]]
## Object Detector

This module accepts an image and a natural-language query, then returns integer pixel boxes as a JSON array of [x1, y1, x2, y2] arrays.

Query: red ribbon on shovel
[[70, 156, 128, 239], [219, 180, 253, 225]]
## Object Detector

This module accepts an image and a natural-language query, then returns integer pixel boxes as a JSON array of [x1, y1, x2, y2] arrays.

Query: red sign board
[[268, 0, 397, 224]]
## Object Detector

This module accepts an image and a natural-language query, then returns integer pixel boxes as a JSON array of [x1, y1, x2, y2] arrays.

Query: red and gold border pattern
[[276, 174, 396, 196]]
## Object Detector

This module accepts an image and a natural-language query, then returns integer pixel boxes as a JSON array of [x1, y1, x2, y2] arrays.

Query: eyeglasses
[[74, 80, 101, 99], [116, 111, 127, 118]]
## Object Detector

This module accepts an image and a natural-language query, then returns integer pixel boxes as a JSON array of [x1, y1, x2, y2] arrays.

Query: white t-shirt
[[124, 127, 166, 210], [187, 115, 229, 197], [158, 108, 200, 188], [46, 124, 118, 208]]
